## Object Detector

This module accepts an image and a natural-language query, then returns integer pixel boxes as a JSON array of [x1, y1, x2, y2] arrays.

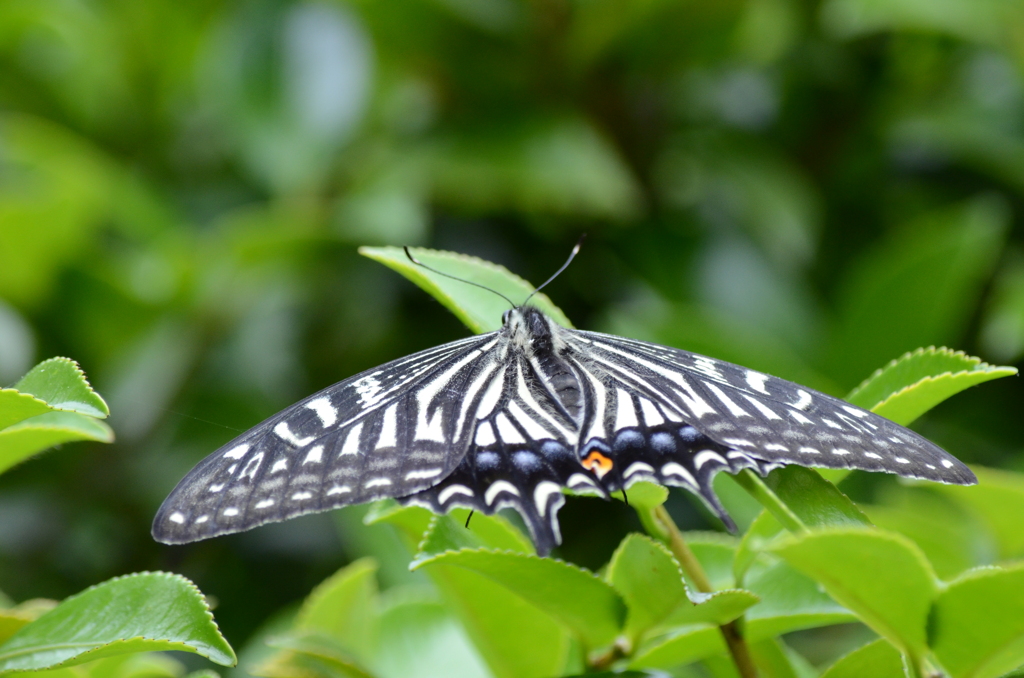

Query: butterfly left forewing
[[152, 333, 500, 543]]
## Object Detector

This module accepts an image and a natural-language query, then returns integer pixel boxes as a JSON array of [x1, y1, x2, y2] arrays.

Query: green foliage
[[0, 358, 112, 474], [773, 529, 936, 658], [6, 0, 1024, 674], [847, 347, 1018, 426], [0, 573, 235, 671], [930, 564, 1024, 678], [0, 361, 234, 676], [818, 639, 906, 678], [932, 466, 1024, 560], [414, 514, 625, 647]]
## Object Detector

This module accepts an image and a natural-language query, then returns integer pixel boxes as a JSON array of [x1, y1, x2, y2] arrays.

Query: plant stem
[[732, 470, 806, 533], [652, 506, 758, 678]]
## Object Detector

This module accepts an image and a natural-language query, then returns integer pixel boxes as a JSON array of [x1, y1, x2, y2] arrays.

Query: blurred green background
[[2, 0, 1024, 669]]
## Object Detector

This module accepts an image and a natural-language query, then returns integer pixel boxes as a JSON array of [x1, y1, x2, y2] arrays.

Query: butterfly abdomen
[[520, 307, 583, 420]]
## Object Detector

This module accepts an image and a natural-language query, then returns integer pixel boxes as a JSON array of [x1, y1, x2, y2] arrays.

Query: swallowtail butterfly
[[153, 272, 975, 555]]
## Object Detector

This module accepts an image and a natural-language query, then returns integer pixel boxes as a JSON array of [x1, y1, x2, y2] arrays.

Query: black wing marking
[[152, 333, 500, 543], [569, 330, 976, 486], [402, 354, 587, 555], [566, 353, 768, 530]]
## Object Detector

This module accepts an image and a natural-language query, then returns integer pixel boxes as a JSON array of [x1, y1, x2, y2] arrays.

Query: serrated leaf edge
[[0, 571, 236, 668], [870, 368, 1018, 419], [14, 358, 109, 419], [0, 390, 52, 429], [847, 346, 1010, 403], [607, 534, 684, 585]]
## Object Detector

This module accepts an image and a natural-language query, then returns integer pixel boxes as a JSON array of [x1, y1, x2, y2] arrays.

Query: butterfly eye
[[502, 310, 512, 325]]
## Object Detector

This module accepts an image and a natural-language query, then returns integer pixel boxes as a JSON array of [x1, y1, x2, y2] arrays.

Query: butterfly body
[[153, 306, 975, 554]]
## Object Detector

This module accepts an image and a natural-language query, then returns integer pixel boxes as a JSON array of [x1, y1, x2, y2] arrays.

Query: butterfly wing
[[152, 333, 501, 543], [569, 330, 976, 486], [402, 352, 590, 555]]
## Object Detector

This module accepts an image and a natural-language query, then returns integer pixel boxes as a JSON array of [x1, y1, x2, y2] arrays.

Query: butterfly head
[[501, 306, 560, 353]]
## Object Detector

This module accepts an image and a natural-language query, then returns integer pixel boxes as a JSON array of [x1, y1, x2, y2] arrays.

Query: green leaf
[[417, 563, 569, 678], [772, 528, 937, 657], [231, 607, 299, 678], [757, 466, 871, 528], [607, 535, 688, 640], [257, 633, 373, 678], [656, 589, 760, 630], [405, 515, 569, 677], [864, 490, 985, 580], [0, 600, 58, 647], [933, 465, 1024, 560], [819, 639, 906, 678], [363, 501, 434, 549], [750, 638, 813, 678], [732, 467, 869, 586], [823, 349, 1013, 486], [0, 411, 114, 475], [0, 391, 52, 430], [359, 246, 572, 334], [732, 472, 806, 533], [94, 653, 188, 678], [764, 467, 871, 528], [845, 347, 1016, 425], [449, 508, 533, 554], [372, 591, 493, 678], [743, 560, 855, 640], [619, 482, 668, 511], [294, 559, 378, 665], [0, 572, 235, 671], [683, 534, 741, 591], [734, 511, 784, 584], [413, 512, 530, 561], [13, 357, 109, 418], [413, 546, 625, 648], [618, 483, 671, 541], [628, 626, 725, 669], [930, 563, 1024, 678]]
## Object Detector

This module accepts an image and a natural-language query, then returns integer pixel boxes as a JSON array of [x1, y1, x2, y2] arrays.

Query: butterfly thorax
[[503, 306, 583, 422]]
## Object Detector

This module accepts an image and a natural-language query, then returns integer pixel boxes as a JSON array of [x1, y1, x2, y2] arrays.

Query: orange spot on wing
[[582, 450, 613, 478]]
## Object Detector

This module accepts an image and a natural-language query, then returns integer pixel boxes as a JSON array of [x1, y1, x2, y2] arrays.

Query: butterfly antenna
[[522, 234, 586, 306], [404, 247, 516, 308]]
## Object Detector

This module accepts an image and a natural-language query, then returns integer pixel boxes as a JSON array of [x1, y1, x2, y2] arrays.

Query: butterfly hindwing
[[401, 354, 585, 554], [152, 333, 500, 543]]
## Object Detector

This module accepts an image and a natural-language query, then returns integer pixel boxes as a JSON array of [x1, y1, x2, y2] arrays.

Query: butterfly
[[152, 300, 975, 555]]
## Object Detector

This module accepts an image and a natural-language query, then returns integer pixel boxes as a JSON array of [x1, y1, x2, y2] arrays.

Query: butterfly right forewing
[[571, 330, 975, 485], [152, 332, 501, 543]]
